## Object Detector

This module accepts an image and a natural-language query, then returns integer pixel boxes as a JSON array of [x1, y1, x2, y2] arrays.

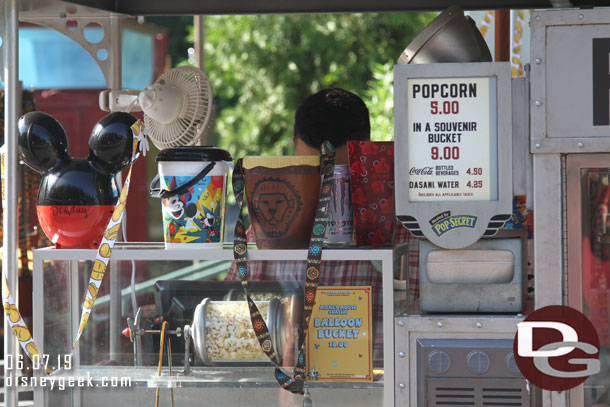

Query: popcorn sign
[[394, 62, 514, 249]]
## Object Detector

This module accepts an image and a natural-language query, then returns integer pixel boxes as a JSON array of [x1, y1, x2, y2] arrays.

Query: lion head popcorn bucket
[[243, 156, 320, 249], [151, 146, 232, 248]]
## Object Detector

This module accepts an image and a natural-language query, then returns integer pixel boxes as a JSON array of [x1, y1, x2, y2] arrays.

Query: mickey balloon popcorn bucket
[[151, 146, 232, 248], [17, 111, 139, 249]]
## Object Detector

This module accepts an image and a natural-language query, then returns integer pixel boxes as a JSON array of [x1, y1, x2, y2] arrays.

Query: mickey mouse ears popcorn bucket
[[17, 111, 139, 249], [152, 146, 232, 248]]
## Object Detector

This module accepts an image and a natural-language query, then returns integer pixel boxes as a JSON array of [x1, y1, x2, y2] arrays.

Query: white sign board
[[394, 63, 512, 249], [407, 77, 497, 202]]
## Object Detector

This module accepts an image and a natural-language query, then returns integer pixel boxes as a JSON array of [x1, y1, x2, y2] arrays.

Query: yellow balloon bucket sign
[[306, 286, 372, 382]]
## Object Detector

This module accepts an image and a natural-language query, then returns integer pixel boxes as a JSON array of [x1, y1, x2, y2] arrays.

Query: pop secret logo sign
[[427, 210, 477, 237], [513, 305, 600, 391]]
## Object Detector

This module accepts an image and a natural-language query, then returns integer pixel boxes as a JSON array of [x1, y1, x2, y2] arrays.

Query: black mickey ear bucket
[[150, 146, 232, 248]]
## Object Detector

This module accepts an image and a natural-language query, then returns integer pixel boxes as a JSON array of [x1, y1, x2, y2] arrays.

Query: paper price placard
[[306, 286, 372, 382], [407, 76, 497, 202]]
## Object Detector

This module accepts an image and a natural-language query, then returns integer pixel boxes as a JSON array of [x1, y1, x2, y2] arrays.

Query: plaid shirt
[[226, 221, 420, 358]]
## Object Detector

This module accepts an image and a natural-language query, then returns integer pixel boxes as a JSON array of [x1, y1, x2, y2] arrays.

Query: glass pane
[[581, 169, 610, 406], [35, 245, 399, 406]]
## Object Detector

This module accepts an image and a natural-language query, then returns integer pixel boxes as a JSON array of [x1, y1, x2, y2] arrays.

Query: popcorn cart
[[2, 1, 610, 407]]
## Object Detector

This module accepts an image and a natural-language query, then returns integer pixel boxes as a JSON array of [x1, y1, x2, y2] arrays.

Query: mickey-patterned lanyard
[[232, 141, 335, 394]]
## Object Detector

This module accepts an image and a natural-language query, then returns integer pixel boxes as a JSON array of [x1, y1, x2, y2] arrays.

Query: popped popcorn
[[204, 301, 271, 361], [228, 292, 281, 302]]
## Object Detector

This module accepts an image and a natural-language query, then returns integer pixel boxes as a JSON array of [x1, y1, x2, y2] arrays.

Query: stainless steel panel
[[427, 377, 529, 407], [418, 237, 525, 313], [426, 249, 514, 283], [532, 154, 563, 308], [394, 315, 527, 407], [512, 75, 531, 198], [530, 9, 610, 153]]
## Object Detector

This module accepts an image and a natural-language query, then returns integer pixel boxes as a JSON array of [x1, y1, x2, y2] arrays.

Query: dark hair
[[294, 88, 370, 149]]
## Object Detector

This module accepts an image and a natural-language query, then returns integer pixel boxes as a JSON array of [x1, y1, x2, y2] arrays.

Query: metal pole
[[70, 260, 83, 407], [3, 1, 19, 406], [495, 9, 510, 62], [109, 14, 122, 360], [382, 255, 394, 407], [194, 16, 205, 71], [109, 14, 122, 91], [194, 15, 207, 145]]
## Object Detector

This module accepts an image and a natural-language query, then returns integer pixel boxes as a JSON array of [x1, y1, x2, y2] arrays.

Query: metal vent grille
[[482, 387, 525, 406], [428, 351, 450, 374], [433, 386, 475, 405], [428, 378, 529, 407], [467, 351, 490, 374]]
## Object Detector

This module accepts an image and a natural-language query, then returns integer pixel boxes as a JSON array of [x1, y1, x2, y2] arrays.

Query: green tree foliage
[[366, 61, 396, 141], [191, 13, 435, 158]]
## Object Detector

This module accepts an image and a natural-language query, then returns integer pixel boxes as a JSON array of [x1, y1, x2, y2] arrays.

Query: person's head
[[293, 87, 370, 164]]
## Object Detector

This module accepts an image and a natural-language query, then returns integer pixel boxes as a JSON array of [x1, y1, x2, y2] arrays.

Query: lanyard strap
[[232, 141, 335, 394], [155, 321, 175, 407]]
